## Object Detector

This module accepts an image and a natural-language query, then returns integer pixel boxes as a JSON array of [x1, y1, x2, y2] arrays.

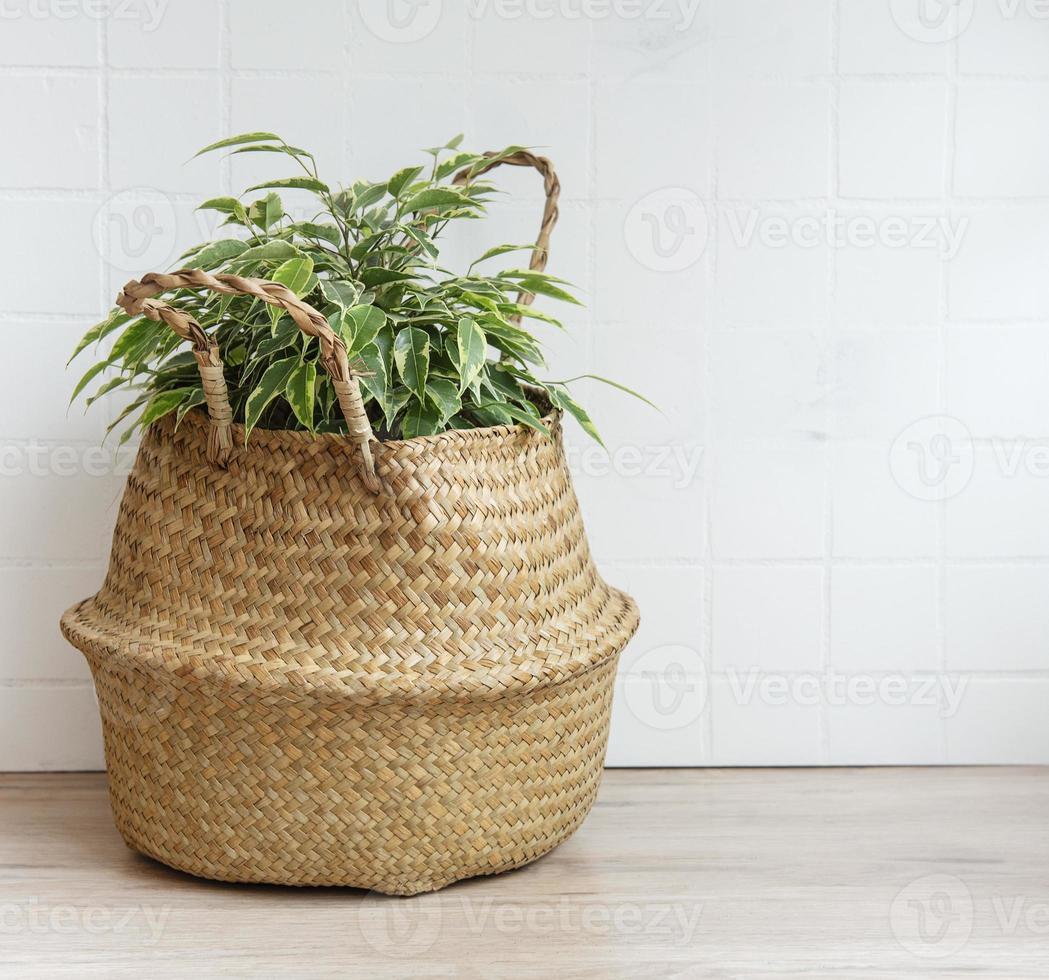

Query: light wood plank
[[1, 769, 1047, 978]]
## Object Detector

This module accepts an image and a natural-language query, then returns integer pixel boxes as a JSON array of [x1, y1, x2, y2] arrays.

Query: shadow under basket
[[61, 410, 639, 896]]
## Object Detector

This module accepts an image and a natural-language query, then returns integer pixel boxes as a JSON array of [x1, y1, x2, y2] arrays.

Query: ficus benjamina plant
[[70, 133, 650, 445]]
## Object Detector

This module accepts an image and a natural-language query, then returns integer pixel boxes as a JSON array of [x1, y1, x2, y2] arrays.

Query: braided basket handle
[[452, 150, 561, 314], [116, 270, 380, 492]]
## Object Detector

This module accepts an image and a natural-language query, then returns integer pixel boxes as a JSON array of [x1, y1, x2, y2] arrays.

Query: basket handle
[[452, 150, 561, 315], [116, 270, 380, 492]]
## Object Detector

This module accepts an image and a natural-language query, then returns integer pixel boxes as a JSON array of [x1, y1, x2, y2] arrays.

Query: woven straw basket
[[61, 152, 638, 896]]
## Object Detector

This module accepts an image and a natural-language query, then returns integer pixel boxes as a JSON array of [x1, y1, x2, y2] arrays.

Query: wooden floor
[[1, 769, 1047, 978]]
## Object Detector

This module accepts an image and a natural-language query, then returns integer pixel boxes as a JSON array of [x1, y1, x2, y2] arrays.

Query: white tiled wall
[[2, 0, 1047, 769]]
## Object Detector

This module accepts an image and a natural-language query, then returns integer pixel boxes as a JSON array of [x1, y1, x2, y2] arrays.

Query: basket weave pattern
[[63, 412, 638, 894]]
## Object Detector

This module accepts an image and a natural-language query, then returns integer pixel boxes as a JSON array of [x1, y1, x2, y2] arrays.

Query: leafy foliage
[[71, 133, 649, 445]]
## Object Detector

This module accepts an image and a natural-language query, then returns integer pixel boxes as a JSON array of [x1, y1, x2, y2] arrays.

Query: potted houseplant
[[61, 133, 642, 896]]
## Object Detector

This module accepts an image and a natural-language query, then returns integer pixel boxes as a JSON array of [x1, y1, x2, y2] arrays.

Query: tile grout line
[[342, 0, 353, 173], [219, 0, 233, 197], [936, 18, 962, 762], [819, 0, 843, 766], [702, 9, 717, 766], [6, 188, 1049, 207], [95, 13, 110, 328]]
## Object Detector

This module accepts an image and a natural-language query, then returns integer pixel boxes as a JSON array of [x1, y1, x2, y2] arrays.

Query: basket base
[[115, 802, 593, 896], [88, 656, 618, 897]]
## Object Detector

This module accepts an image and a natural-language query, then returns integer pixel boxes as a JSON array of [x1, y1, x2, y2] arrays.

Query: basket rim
[[177, 396, 562, 456], [61, 589, 638, 705]]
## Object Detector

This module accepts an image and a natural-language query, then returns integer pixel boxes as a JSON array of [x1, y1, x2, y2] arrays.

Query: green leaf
[[486, 364, 525, 402], [320, 279, 361, 309], [549, 387, 602, 446], [192, 238, 248, 269], [255, 316, 301, 357], [474, 401, 550, 436], [434, 151, 483, 181], [270, 256, 315, 297], [230, 143, 313, 160], [248, 192, 283, 231], [352, 181, 388, 211], [109, 316, 165, 364], [69, 360, 110, 405], [358, 342, 388, 410], [403, 224, 438, 260], [498, 302, 565, 328], [360, 267, 416, 288], [400, 399, 442, 439], [393, 326, 429, 400], [234, 240, 303, 264], [246, 177, 330, 194], [423, 133, 464, 156], [500, 272, 582, 305], [327, 308, 353, 347], [84, 374, 128, 408], [444, 333, 461, 372], [387, 165, 423, 199], [285, 359, 317, 430], [558, 373, 658, 411], [244, 356, 298, 440], [288, 221, 341, 247], [346, 305, 386, 354], [372, 323, 394, 373], [426, 378, 461, 424], [175, 388, 206, 428], [68, 309, 130, 364], [455, 317, 486, 393], [349, 231, 389, 262], [194, 132, 282, 157], [197, 197, 242, 215], [469, 243, 536, 269], [140, 388, 194, 428], [401, 188, 472, 214], [382, 389, 412, 432]]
